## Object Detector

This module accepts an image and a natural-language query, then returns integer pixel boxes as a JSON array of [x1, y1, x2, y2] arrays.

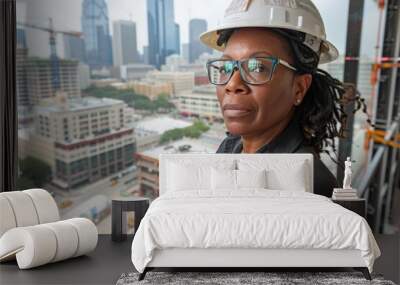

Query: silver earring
[[296, 99, 301, 105]]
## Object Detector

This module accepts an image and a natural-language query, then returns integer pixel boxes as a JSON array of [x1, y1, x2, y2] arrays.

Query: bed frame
[[137, 154, 372, 281], [139, 248, 371, 280]]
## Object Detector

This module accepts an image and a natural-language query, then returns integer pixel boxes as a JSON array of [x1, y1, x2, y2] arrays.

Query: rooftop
[[134, 116, 192, 135], [35, 96, 125, 113], [140, 136, 220, 159]]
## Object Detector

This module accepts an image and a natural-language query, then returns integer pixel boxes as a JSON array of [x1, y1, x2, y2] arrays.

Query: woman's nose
[[225, 68, 249, 95]]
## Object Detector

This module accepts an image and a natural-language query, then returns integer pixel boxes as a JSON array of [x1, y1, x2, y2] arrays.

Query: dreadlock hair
[[216, 28, 373, 167]]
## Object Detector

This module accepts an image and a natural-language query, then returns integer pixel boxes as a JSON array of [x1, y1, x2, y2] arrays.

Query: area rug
[[116, 271, 396, 285]]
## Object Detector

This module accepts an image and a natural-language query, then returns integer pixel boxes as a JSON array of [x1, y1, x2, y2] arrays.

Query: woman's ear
[[293, 74, 312, 105]]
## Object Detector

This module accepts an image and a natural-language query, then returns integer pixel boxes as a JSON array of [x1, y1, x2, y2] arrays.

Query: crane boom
[[17, 18, 82, 93]]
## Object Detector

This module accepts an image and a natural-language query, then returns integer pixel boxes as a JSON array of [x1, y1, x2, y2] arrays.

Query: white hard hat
[[200, 0, 339, 64]]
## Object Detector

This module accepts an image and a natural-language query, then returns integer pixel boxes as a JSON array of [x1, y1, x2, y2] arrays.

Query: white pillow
[[211, 168, 236, 190], [211, 168, 267, 191], [266, 161, 307, 191], [238, 159, 309, 192], [168, 162, 210, 191], [236, 169, 267, 189], [166, 159, 236, 192]]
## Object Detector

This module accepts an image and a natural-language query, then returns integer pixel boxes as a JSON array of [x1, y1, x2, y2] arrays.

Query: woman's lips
[[223, 109, 252, 118]]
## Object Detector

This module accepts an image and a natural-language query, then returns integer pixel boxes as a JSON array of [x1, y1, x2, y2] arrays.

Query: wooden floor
[[0, 234, 398, 285]]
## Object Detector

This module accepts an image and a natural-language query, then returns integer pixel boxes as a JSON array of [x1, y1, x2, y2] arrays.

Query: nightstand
[[331, 198, 366, 218], [112, 197, 150, 242]]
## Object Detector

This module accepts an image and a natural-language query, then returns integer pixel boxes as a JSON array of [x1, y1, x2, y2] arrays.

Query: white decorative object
[[0, 218, 97, 269], [0, 189, 98, 269], [343, 157, 352, 189], [332, 157, 359, 200]]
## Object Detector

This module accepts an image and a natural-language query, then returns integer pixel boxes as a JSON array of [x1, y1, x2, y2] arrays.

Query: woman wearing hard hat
[[200, 0, 370, 197]]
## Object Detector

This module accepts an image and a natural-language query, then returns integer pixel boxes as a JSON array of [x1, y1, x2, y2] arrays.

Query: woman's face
[[216, 28, 307, 136]]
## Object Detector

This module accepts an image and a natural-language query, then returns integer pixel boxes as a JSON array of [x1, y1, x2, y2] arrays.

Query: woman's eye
[[248, 60, 265, 73], [220, 62, 233, 74]]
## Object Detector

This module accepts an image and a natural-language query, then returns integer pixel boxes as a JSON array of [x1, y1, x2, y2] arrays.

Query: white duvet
[[131, 190, 381, 273]]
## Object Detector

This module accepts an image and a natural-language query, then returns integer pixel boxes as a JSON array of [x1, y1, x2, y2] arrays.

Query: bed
[[131, 153, 381, 281]]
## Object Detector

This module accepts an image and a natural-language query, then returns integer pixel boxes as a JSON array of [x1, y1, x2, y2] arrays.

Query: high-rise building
[[16, 28, 29, 108], [177, 85, 222, 122], [146, 70, 195, 95], [63, 35, 86, 62], [112, 20, 139, 66], [147, 0, 179, 68], [81, 0, 113, 68], [174, 23, 180, 55], [16, 33, 33, 127], [22, 96, 137, 190], [182, 43, 189, 63], [143, 46, 149, 64], [25, 58, 81, 104], [16, 28, 27, 49], [189, 19, 211, 63]]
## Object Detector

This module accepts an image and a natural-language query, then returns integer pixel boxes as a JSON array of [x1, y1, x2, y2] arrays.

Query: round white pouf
[[23, 189, 60, 223], [42, 221, 79, 262], [0, 196, 17, 237], [0, 218, 98, 269], [0, 225, 57, 269], [0, 192, 39, 227], [64, 218, 98, 257]]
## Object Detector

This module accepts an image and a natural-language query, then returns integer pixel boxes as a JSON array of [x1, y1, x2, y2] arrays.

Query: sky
[[16, 0, 380, 59]]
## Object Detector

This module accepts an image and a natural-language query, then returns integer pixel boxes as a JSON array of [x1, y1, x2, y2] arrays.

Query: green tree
[[16, 176, 35, 190], [19, 156, 52, 187], [159, 120, 211, 143]]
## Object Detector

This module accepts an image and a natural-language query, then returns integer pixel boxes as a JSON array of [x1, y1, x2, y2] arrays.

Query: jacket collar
[[228, 111, 305, 154]]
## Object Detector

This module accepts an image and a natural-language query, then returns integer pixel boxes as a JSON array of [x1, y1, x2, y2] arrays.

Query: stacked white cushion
[[0, 226, 57, 268], [0, 189, 59, 237], [1, 191, 39, 227], [0, 218, 98, 269], [42, 221, 79, 262], [64, 218, 98, 257], [0, 196, 17, 237], [24, 189, 60, 223]]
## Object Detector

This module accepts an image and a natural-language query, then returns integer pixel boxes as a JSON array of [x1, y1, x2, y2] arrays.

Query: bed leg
[[138, 268, 148, 281], [354, 267, 371, 280]]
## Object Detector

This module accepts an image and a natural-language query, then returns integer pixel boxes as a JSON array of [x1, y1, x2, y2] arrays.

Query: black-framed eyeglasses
[[206, 56, 297, 85]]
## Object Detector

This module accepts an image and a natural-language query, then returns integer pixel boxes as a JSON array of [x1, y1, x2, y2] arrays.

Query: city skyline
[[16, 0, 381, 61]]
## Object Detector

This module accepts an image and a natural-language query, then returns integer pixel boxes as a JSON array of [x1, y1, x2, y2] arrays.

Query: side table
[[112, 197, 150, 242], [331, 198, 366, 218]]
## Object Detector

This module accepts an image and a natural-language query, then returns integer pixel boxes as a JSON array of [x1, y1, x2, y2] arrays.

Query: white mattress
[[131, 190, 381, 273]]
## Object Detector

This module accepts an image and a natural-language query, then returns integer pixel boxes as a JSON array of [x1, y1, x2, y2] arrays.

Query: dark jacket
[[216, 114, 338, 197]]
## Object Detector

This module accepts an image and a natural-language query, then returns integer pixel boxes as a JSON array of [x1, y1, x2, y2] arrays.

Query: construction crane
[[17, 18, 83, 92]]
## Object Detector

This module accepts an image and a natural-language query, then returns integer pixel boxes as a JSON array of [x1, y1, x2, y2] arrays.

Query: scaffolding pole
[[367, 0, 400, 233], [337, 0, 365, 185]]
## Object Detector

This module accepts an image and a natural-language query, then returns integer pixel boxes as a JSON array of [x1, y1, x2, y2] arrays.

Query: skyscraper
[[16, 28, 28, 106], [81, 0, 113, 69], [189, 19, 211, 63], [174, 23, 180, 55], [63, 35, 86, 62], [147, 0, 180, 68], [112, 20, 139, 66]]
